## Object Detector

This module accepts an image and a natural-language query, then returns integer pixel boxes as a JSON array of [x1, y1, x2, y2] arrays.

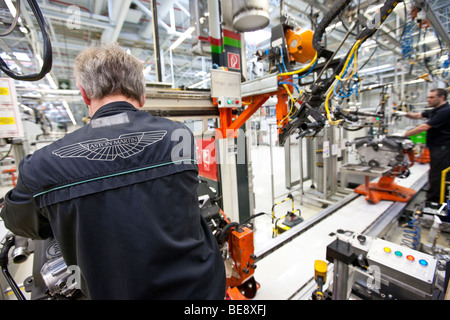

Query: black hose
[[217, 222, 239, 245], [240, 212, 267, 226], [2, 267, 26, 300], [0, 0, 21, 37], [218, 212, 267, 245], [0, 236, 14, 269], [0, 0, 52, 81], [0, 236, 26, 300], [312, 0, 352, 53], [343, 125, 364, 131]]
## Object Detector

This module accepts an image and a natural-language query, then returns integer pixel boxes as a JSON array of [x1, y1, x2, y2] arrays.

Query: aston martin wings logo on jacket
[[52, 130, 167, 161]]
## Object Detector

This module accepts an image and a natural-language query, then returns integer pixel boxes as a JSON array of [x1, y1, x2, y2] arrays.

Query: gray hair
[[74, 42, 145, 104]]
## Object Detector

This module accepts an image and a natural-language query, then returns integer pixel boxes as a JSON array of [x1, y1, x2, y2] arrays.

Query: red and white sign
[[227, 52, 240, 70], [196, 138, 218, 181]]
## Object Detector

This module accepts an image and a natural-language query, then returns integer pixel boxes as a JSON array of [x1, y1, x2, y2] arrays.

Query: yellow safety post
[[440, 166, 450, 204]]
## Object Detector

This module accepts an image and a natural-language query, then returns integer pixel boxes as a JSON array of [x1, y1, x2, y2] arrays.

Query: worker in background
[[0, 43, 226, 300], [403, 88, 450, 203]]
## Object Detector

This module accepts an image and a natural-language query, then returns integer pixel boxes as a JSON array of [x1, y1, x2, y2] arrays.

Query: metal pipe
[[332, 260, 349, 300], [299, 138, 304, 204], [110, 0, 131, 42], [207, 0, 223, 66], [94, 0, 105, 15], [415, 0, 450, 50], [270, 124, 275, 205], [151, 0, 162, 82], [207, 0, 221, 41]]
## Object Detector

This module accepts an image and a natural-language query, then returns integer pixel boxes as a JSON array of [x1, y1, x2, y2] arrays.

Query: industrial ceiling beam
[[102, 0, 132, 43], [414, 0, 450, 50]]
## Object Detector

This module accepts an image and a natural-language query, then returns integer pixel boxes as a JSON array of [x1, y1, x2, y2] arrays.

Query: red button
[[406, 255, 414, 262]]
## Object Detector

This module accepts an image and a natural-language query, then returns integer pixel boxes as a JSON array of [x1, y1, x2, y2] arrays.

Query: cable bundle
[[0, 0, 52, 81]]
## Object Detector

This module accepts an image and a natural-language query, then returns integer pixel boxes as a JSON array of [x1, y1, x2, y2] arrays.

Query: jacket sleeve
[[0, 173, 52, 240]]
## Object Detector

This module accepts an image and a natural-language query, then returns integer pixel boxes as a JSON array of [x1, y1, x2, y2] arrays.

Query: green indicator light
[[395, 251, 402, 257], [227, 99, 232, 104]]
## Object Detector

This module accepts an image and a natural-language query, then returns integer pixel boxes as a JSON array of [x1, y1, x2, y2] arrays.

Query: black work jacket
[[1, 101, 226, 300], [422, 102, 450, 148]]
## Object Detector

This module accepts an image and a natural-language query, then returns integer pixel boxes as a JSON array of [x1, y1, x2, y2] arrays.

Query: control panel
[[210, 69, 242, 108], [216, 97, 241, 108], [366, 238, 437, 293]]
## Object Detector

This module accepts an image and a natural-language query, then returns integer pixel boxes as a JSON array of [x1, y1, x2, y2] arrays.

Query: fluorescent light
[[194, 70, 207, 77], [366, 4, 384, 14], [244, 29, 271, 45], [62, 100, 77, 126], [13, 52, 31, 61], [5, 0, 16, 15], [36, 54, 43, 67], [143, 65, 152, 76], [188, 75, 211, 89], [326, 21, 342, 32], [359, 64, 393, 74], [37, 54, 58, 89], [5, 0, 22, 23], [169, 27, 195, 51], [46, 74, 58, 90], [1, 52, 12, 60]]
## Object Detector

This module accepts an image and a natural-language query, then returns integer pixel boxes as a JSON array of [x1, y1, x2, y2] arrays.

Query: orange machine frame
[[215, 79, 293, 140], [354, 175, 417, 204], [219, 209, 259, 300], [354, 150, 417, 204], [215, 25, 316, 140]]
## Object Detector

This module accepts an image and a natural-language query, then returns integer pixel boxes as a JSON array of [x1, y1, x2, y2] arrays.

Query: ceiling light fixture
[[45, 74, 58, 90], [169, 27, 195, 51], [5, 0, 22, 23], [62, 100, 77, 126]]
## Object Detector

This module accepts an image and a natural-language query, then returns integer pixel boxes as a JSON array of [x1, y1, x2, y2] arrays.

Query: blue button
[[419, 259, 428, 267]]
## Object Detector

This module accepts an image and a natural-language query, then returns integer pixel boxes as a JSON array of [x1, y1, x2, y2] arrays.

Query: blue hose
[[401, 21, 415, 59], [401, 218, 421, 250]]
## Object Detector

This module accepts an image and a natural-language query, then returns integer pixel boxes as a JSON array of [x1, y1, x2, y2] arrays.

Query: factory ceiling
[[0, 0, 449, 125]]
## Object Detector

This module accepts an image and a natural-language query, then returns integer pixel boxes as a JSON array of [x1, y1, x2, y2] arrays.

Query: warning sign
[[0, 78, 24, 138], [227, 52, 240, 70]]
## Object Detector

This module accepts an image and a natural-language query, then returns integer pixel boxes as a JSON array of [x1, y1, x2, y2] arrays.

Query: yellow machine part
[[314, 260, 328, 283], [285, 27, 316, 64]]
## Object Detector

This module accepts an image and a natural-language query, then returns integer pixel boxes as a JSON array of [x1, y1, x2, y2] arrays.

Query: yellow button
[[384, 247, 391, 253]]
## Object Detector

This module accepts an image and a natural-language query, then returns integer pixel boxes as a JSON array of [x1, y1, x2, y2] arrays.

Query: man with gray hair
[[1, 43, 226, 299]]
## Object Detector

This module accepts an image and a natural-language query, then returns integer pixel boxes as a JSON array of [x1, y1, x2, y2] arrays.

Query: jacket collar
[[91, 101, 139, 119]]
